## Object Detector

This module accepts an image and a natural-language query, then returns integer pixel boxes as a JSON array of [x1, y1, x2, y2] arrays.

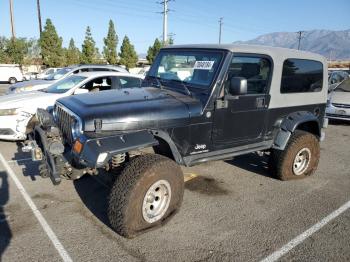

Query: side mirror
[[74, 88, 89, 95], [229, 77, 247, 96]]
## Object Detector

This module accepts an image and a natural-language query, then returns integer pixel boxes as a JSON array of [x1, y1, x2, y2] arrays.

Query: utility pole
[[297, 31, 304, 50], [159, 0, 170, 45], [9, 0, 15, 39], [219, 17, 223, 44], [37, 0, 42, 35]]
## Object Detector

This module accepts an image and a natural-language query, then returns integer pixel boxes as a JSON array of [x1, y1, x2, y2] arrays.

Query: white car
[[36, 68, 61, 79], [0, 72, 143, 141], [6, 65, 129, 94], [326, 78, 350, 121]]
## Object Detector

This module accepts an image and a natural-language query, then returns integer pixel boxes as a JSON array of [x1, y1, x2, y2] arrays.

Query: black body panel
[[57, 87, 203, 132]]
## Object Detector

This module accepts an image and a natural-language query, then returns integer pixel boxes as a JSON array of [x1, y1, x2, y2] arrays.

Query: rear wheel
[[270, 130, 320, 180], [8, 77, 17, 84], [108, 154, 184, 238]]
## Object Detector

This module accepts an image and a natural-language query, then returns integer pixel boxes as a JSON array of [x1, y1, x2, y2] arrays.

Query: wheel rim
[[293, 148, 311, 175], [142, 179, 171, 223]]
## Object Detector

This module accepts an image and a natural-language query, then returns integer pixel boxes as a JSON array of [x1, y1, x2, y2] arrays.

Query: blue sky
[[1, 0, 349, 53]]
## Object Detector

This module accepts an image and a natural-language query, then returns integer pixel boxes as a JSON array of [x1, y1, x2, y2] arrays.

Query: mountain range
[[234, 29, 350, 60]]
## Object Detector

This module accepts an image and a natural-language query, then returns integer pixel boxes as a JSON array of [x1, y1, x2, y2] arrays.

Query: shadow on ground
[[13, 142, 40, 181], [0, 171, 11, 258], [225, 152, 274, 179], [73, 171, 115, 229], [329, 119, 350, 126]]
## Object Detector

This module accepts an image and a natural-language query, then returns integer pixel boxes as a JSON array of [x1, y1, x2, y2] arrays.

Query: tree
[[103, 20, 118, 64], [5, 38, 28, 64], [0, 37, 8, 63], [39, 19, 64, 67], [146, 38, 163, 64], [65, 38, 80, 65], [119, 36, 138, 69], [81, 26, 97, 64]]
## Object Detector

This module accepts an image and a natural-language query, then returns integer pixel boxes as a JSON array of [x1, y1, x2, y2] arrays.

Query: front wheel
[[108, 154, 184, 238], [270, 130, 320, 180]]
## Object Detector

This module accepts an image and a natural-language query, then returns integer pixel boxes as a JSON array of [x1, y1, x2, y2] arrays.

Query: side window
[[91, 68, 109, 72], [118, 77, 142, 88], [81, 77, 113, 92], [281, 59, 323, 93], [226, 56, 272, 94], [46, 69, 54, 75], [72, 70, 79, 74]]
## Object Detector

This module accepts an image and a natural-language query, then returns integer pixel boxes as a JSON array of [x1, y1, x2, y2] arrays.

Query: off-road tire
[[108, 154, 184, 238], [270, 130, 320, 180], [8, 77, 17, 84]]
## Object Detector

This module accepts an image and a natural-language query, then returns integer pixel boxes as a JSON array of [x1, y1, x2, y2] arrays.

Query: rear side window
[[118, 76, 142, 88], [281, 59, 323, 93]]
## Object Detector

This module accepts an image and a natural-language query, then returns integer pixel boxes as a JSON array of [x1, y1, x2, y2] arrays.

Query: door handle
[[256, 97, 266, 109]]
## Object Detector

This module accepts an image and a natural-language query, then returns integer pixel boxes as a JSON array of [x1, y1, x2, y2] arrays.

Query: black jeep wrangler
[[26, 44, 328, 238]]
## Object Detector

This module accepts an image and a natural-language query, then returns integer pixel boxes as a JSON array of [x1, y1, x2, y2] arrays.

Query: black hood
[[57, 87, 203, 132]]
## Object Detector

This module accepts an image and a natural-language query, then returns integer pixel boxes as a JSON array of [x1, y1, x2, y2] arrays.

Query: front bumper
[[27, 122, 158, 185], [0, 114, 32, 141], [326, 103, 350, 121]]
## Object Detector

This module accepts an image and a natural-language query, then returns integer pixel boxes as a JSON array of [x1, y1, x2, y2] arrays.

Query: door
[[212, 54, 272, 148]]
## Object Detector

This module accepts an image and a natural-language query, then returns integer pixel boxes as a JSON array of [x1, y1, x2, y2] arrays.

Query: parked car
[[36, 68, 61, 79], [326, 78, 350, 121], [25, 44, 328, 238], [0, 72, 142, 141], [328, 70, 349, 92], [0, 64, 24, 84], [23, 72, 39, 81], [6, 64, 129, 94]]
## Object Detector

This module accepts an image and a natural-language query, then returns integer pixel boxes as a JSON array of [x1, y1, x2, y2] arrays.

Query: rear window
[[281, 59, 323, 93]]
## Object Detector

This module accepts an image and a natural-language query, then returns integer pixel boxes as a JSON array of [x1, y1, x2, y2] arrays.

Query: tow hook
[[22, 141, 43, 161]]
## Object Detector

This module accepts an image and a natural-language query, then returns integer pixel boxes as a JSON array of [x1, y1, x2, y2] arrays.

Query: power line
[[219, 17, 223, 44], [297, 31, 304, 50], [9, 0, 15, 38], [37, 0, 42, 35]]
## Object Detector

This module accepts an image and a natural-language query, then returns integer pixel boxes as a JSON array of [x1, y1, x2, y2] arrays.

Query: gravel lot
[[0, 83, 349, 261]]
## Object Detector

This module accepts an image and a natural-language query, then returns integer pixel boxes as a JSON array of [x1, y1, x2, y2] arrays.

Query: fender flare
[[272, 111, 320, 150], [150, 130, 184, 165], [80, 130, 159, 167]]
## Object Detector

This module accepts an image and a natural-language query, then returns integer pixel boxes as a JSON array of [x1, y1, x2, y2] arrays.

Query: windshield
[[45, 68, 72, 80], [334, 78, 350, 92], [44, 75, 87, 94], [147, 50, 224, 94]]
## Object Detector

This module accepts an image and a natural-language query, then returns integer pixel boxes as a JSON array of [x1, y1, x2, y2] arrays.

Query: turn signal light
[[73, 140, 83, 154]]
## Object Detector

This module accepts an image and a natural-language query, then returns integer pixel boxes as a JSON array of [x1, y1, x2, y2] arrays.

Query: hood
[[10, 79, 55, 90], [330, 91, 350, 105], [58, 87, 203, 132], [0, 91, 62, 114]]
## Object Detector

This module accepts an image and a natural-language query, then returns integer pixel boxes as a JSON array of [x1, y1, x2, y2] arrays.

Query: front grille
[[332, 103, 350, 108], [56, 105, 75, 144]]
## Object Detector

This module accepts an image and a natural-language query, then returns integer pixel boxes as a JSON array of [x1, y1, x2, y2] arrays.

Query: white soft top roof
[[163, 44, 327, 63]]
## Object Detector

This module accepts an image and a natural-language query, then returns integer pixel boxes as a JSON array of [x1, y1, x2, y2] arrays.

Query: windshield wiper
[[148, 76, 164, 89], [166, 79, 192, 97]]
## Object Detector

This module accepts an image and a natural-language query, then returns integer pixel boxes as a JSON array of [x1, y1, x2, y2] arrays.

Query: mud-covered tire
[[108, 154, 184, 238], [270, 130, 320, 180]]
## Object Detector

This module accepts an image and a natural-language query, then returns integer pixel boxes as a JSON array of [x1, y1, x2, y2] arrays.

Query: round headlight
[[71, 119, 82, 140]]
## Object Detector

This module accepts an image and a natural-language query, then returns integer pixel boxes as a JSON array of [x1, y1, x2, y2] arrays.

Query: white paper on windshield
[[194, 61, 215, 70]]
